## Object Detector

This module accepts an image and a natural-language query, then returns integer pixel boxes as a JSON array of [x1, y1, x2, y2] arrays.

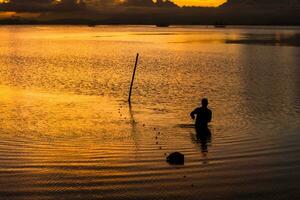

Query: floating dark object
[[214, 21, 226, 28], [214, 25, 226, 28], [166, 152, 184, 165], [156, 23, 170, 27]]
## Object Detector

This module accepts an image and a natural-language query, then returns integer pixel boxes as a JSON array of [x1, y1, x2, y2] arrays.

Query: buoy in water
[[166, 152, 184, 165]]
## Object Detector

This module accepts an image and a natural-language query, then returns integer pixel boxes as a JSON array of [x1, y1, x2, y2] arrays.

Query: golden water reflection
[[0, 85, 123, 135], [0, 26, 300, 200]]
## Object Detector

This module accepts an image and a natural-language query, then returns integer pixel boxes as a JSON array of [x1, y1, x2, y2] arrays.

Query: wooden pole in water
[[128, 53, 139, 103]]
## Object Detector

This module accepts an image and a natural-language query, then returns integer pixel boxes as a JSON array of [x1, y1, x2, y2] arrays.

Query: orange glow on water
[[0, 12, 16, 18], [0, 26, 300, 199]]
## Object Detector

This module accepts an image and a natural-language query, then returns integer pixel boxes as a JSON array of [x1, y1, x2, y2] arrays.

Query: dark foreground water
[[0, 25, 300, 200]]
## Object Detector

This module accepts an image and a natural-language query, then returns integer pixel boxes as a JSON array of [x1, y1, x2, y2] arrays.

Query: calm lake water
[[0, 25, 300, 200]]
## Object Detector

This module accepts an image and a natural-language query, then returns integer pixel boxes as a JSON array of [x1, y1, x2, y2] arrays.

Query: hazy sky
[[0, 0, 226, 7], [173, 0, 226, 7], [0, 1, 299, 26]]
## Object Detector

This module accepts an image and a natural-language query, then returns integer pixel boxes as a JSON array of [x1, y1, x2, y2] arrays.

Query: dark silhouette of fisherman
[[190, 98, 212, 133]]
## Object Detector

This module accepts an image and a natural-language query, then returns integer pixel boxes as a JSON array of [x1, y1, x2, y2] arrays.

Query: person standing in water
[[190, 98, 212, 131]]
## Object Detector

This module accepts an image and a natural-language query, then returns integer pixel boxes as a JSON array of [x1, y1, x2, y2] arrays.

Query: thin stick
[[128, 53, 139, 103]]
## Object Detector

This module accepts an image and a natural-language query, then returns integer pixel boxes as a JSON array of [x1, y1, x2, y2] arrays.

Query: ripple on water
[[0, 26, 300, 200]]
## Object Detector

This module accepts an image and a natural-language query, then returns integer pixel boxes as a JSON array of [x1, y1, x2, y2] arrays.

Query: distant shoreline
[[1, 22, 300, 26]]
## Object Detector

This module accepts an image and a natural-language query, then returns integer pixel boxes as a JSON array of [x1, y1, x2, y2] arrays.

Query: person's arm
[[190, 108, 198, 120]]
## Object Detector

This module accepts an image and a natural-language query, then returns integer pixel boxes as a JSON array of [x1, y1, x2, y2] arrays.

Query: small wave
[[176, 124, 195, 128]]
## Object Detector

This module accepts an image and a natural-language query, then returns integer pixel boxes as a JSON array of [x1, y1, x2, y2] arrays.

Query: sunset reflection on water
[[0, 26, 300, 200]]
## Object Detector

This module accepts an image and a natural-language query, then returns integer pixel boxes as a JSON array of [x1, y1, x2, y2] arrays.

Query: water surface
[[0, 25, 300, 200]]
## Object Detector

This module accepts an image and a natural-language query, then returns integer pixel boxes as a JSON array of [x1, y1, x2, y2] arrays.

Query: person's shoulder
[[194, 107, 201, 111]]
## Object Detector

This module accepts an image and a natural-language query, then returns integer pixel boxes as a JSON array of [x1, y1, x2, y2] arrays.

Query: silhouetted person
[[190, 98, 212, 132]]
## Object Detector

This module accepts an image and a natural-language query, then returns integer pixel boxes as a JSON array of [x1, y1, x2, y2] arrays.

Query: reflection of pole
[[128, 102, 138, 159], [128, 53, 139, 103]]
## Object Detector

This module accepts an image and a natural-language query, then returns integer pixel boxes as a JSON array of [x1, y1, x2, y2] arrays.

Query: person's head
[[201, 98, 208, 107]]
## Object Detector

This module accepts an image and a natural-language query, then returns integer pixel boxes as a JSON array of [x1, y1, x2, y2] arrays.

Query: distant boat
[[214, 24, 226, 28], [156, 23, 170, 27], [214, 22, 226, 28]]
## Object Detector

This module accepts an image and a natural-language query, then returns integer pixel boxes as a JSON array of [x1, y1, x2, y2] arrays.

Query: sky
[[172, 0, 226, 7], [0, 0, 300, 25], [0, 0, 227, 8], [0, 0, 228, 16]]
